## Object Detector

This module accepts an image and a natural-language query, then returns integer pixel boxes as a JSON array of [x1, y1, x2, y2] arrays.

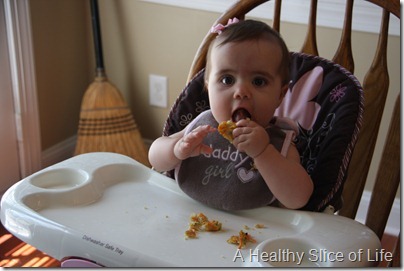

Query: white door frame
[[4, 0, 41, 179]]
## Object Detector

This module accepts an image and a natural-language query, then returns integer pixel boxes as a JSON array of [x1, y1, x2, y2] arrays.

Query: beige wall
[[30, 0, 94, 150], [97, 0, 219, 139], [31, 0, 400, 195]]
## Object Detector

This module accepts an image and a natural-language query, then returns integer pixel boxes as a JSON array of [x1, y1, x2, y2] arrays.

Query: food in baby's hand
[[219, 109, 252, 142], [227, 230, 256, 249], [218, 120, 237, 143], [184, 212, 222, 239]]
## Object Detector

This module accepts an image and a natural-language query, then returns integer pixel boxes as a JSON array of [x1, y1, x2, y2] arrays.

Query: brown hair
[[205, 19, 290, 86]]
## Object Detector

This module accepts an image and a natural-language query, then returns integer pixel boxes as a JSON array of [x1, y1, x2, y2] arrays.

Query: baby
[[149, 19, 313, 210]]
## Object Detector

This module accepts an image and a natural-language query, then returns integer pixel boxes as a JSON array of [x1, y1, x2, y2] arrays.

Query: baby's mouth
[[232, 108, 251, 122]]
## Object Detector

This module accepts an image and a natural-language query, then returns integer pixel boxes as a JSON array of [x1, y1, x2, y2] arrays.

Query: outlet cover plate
[[149, 74, 168, 108]]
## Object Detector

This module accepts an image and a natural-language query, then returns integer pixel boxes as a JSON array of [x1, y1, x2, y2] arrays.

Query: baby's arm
[[254, 144, 313, 210], [232, 119, 313, 209], [148, 125, 216, 172]]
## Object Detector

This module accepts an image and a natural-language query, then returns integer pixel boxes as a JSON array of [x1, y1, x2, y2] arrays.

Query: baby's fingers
[[174, 139, 193, 160], [194, 124, 217, 135], [235, 118, 252, 127], [186, 125, 216, 141], [199, 144, 213, 155], [174, 125, 215, 160]]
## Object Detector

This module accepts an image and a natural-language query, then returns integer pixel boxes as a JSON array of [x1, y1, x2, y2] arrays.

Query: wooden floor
[[0, 222, 399, 267], [0, 223, 60, 267]]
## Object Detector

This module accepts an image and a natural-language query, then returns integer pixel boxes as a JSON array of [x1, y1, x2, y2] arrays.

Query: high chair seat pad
[[276, 53, 363, 211]]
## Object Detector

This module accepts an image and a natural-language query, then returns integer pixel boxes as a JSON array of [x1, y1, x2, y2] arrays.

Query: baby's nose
[[234, 83, 251, 99]]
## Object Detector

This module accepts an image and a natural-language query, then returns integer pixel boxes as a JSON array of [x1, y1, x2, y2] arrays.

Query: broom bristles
[[75, 76, 150, 167]]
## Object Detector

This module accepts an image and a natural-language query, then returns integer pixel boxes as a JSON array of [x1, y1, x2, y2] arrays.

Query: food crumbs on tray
[[185, 228, 197, 239], [254, 223, 266, 229], [184, 212, 222, 239], [227, 230, 256, 249], [243, 225, 250, 230]]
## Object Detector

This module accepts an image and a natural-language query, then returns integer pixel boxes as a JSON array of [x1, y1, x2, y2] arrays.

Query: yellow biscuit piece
[[218, 120, 237, 143]]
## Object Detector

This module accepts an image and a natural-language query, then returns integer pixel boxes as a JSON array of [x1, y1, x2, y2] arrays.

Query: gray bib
[[175, 110, 294, 210]]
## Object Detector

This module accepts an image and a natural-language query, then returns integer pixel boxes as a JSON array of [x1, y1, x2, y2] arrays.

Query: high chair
[[162, 0, 400, 262]]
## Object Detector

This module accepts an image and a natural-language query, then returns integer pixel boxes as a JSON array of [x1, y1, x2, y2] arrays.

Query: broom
[[74, 0, 150, 167]]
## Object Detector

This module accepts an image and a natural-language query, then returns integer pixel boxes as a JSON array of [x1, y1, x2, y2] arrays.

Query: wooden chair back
[[187, 0, 400, 241]]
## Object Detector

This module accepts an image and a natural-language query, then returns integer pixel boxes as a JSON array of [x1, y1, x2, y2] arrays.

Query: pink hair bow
[[210, 17, 240, 34]]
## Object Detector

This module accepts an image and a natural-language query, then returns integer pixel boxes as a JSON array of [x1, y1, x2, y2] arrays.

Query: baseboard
[[41, 136, 153, 169], [41, 135, 76, 168], [355, 191, 400, 236], [41, 136, 400, 236], [143, 138, 153, 149]]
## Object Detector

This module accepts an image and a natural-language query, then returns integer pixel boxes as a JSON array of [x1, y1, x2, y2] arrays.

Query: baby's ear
[[280, 82, 289, 98], [203, 81, 209, 92], [277, 83, 289, 107], [203, 74, 210, 92]]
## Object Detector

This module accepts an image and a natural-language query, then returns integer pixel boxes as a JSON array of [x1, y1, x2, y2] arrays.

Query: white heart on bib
[[237, 167, 254, 183]]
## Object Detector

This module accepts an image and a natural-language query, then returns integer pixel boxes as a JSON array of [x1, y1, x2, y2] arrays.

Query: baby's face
[[206, 39, 287, 126]]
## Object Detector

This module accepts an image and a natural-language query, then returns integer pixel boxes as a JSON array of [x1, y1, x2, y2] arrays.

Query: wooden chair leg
[[390, 233, 400, 267]]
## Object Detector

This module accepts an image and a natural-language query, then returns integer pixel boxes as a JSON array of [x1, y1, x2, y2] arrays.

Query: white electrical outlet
[[149, 74, 168, 108]]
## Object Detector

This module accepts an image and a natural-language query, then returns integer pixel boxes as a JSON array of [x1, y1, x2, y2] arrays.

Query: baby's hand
[[174, 125, 216, 160], [232, 119, 269, 158]]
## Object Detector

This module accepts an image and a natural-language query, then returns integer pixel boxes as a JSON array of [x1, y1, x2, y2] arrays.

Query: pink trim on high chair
[[61, 257, 103, 268]]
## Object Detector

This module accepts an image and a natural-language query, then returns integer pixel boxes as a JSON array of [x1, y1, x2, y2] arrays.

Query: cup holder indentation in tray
[[29, 168, 88, 190]]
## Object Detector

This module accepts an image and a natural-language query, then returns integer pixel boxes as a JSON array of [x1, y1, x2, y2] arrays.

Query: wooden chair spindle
[[339, 7, 391, 219], [333, 0, 354, 73], [300, 0, 319, 56], [365, 95, 400, 239], [272, 0, 282, 32]]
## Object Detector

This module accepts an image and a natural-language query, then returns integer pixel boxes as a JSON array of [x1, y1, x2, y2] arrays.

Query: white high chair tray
[[1, 152, 380, 267]]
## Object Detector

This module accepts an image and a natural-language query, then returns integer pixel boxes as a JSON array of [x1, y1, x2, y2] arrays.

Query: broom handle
[[90, 0, 105, 77]]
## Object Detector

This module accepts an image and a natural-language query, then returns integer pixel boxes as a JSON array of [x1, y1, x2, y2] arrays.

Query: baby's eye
[[220, 75, 235, 85], [252, 77, 267, 87]]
